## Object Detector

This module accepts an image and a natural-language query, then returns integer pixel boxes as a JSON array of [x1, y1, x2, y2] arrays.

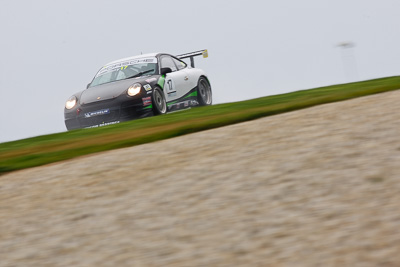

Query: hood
[[80, 79, 140, 105]]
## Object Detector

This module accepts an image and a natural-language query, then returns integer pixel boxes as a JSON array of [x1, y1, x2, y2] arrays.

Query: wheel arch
[[199, 75, 211, 88]]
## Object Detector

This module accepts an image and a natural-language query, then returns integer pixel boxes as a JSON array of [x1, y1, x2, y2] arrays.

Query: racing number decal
[[165, 79, 176, 96], [167, 80, 173, 91]]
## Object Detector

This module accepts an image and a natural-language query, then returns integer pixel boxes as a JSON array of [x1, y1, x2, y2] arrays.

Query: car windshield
[[90, 57, 158, 87]]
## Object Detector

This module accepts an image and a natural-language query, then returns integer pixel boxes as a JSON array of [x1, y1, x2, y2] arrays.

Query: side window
[[172, 57, 187, 70], [161, 56, 178, 72]]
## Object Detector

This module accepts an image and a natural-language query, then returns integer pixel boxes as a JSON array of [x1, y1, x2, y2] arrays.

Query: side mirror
[[160, 67, 172, 75], [87, 83, 91, 89]]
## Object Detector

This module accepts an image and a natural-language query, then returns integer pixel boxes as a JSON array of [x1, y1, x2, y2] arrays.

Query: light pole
[[337, 42, 359, 82]]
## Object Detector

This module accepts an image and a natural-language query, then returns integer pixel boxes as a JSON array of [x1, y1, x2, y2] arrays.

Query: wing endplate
[[176, 49, 208, 68]]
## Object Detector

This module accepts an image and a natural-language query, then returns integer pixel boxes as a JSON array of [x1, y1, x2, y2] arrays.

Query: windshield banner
[[96, 57, 157, 77]]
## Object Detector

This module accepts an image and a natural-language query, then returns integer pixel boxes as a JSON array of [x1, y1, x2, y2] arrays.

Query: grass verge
[[1, 76, 400, 175]]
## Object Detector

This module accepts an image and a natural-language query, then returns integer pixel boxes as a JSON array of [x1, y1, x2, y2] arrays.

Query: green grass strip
[[1, 76, 400, 175]]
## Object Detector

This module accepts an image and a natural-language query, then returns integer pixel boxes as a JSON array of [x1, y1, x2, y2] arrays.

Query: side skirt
[[166, 87, 199, 112]]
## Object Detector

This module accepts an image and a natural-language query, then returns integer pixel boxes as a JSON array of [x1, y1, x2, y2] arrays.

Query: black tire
[[152, 87, 167, 115], [197, 77, 212, 106]]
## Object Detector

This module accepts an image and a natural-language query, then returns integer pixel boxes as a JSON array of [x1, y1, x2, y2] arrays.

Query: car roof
[[104, 53, 160, 66]]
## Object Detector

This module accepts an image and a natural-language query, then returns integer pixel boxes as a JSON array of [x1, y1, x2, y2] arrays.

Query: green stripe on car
[[157, 75, 165, 89], [143, 104, 153, 110]]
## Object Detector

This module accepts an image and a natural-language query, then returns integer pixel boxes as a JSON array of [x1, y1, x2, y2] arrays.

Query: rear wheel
[[197, 77, 212, 106], [152, 87, 167, 115]]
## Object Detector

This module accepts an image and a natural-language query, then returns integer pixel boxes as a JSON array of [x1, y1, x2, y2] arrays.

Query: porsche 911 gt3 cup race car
[[64, 50, 212, 130]]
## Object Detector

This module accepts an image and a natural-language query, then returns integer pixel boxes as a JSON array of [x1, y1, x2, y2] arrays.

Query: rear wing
[[176, 49, 208, 68]]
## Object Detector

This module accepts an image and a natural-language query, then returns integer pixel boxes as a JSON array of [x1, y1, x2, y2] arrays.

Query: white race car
[[64, 50, 212, 130]]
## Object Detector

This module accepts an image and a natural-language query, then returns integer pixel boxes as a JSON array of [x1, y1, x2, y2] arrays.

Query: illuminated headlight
[[65, 96, 77, 109], [127, 83, 141, 96]]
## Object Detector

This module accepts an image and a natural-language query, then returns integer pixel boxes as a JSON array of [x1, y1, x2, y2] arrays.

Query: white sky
[[1, 0, 399, 143]]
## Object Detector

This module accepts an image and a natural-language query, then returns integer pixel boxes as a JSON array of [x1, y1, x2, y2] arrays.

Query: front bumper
[[64, 97, 153, 130]]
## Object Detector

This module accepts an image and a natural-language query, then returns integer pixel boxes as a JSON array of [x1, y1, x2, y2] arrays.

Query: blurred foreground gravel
[[1, 90, 400, 266]]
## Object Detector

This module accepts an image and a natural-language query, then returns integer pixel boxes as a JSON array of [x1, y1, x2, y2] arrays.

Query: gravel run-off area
[[1, 90, 400, 266]]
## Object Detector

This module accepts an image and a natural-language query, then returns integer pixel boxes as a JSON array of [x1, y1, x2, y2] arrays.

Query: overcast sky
[[1, 0, 399, 143]]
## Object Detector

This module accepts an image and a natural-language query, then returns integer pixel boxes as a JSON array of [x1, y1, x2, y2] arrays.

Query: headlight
[[127, 83, 141, 96], [65, 96, 77, 109]]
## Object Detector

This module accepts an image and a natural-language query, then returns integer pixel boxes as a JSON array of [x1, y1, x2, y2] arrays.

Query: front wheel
[[152, 87, 167, 115], [197, 77, 212, 106]]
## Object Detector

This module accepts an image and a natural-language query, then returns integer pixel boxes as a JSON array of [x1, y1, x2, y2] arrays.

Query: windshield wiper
[[126, 69, 155, 80]]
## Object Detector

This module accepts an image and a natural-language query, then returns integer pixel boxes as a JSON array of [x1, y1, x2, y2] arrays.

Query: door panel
[[160, 55, 197, 103], [164, 70, 188, 102]]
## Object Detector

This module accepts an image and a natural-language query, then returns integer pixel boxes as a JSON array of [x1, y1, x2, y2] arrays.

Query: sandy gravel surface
[[1, 90, 400, 266]]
